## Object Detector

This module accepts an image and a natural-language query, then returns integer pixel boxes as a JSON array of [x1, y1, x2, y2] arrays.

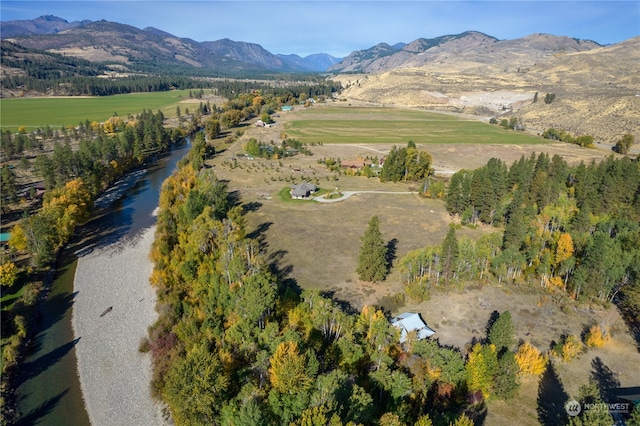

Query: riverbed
[[16, 141, 190, 424]]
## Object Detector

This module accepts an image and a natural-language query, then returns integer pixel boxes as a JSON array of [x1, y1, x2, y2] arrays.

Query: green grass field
[[0, 90, 196, 131], [285, 106, 547, 145]]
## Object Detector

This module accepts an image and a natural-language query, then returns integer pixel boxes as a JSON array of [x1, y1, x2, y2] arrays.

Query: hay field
[[0, 89, 215, 131], [284, 105, 547, 145]]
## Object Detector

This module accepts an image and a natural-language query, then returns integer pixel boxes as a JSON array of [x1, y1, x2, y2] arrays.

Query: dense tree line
[[209, 78, 341, 101], [6, 109, 180, 265], [407, 154, 640, 307], [1, 109, 186, 424], [148, 141, 529, 425], [2, 73, 208, 96]]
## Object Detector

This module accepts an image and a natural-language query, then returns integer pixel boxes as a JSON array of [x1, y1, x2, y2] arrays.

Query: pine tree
[[445, 171, 467, 216], [494, 351, 520, 400], [568, 380, 614, 426], [440, 226, 459, 283], [488, 311, 515, 352], [356, 216, 388, 282]]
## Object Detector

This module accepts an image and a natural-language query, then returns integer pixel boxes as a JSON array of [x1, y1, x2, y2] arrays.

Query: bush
[[584, 325, 610, 348], [404, 281, 430, 303], [561, 335, 582, 361]]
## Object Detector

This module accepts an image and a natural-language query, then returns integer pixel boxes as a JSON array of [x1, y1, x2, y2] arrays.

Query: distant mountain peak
[[38, 15, 69, 22]]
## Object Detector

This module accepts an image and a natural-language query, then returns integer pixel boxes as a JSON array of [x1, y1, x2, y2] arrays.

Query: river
[[16, 140, 191, 425]]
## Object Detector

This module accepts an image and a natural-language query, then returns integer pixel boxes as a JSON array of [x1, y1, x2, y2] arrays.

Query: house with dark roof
[[290, 182, 317, 199], [391, 312, 435, 343]]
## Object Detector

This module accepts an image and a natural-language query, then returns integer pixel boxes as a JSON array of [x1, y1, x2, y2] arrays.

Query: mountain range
[[1, 15, 340, 73], [0, 15, 612, 75], [2, 16, 638, 142]]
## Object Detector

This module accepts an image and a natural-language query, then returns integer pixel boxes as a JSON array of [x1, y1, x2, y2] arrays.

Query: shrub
[[584, 325, 610, 348], [561, 335, 582, 361]]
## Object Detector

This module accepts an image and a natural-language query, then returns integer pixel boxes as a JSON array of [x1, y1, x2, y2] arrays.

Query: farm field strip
[[0, 90, 195, 131], [285, 106, 548, 145]]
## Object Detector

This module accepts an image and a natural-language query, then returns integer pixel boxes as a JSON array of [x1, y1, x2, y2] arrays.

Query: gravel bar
[[73, 226, 168, 425]]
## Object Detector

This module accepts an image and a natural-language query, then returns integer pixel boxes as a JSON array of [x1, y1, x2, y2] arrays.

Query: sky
[[1, 1, 639, 57]]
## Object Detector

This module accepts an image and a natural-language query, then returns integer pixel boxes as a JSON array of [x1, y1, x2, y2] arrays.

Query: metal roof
[[391, 312, 435, 343]]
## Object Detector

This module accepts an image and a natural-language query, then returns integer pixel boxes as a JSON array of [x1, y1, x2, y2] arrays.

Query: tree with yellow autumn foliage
[[560, 335, 582, 361], [584, 324, 610, 348], [515, 342, 547, 376], [0, 261, 19, 287], [269, 341, 312, 394], [465, 343, 497, 399]]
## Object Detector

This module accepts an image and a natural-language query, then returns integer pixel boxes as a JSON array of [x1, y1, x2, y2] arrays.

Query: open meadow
[[284, 105, 548, 145], [209, 101, 639, 425], [0, 89, 220, 132]]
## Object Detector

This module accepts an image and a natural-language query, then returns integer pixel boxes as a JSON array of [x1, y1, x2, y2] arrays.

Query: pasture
[[0, 89, 210, 132], [284, 105, 547, 145]]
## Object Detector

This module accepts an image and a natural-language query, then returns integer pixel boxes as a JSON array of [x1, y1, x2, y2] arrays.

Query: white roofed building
[[391, 312, 435, 343]]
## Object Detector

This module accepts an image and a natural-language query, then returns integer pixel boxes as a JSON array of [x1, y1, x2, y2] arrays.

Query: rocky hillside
[[333, 35, 639, 144], [329, 32, 599, 73]]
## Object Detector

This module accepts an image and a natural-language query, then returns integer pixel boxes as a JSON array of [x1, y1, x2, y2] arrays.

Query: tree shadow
[[242, 201, 262, 214], [591, 356, 620, 402], [247, 221, 272, 246], [466, 401, 488, 426], [615, 296, 640, 352], [320, 290, 360, 316], [42, 288, 78, 330], [485, 310, 500, 339], [16, 337, 81, 387], [227, 189, 242, 208], [17, 388, 69, 426], [385, 238, 398, 268], [537, 360, 569, 426]]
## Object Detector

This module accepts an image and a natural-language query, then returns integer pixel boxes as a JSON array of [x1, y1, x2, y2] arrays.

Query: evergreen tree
[[628, 403, 640, 426], [380, 146, 406, 182], [0, 166, 18, 204], [356, 216, 388, 282], [440, 226, 459, 283], [494, 351, 520, 400], [488, 311, 515, 352], [445, 170, 468, 216], [567, 380, 614, 426]]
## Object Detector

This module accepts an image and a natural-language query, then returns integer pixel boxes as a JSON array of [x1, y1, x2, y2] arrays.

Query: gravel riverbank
[[72, 226, 167, 425]]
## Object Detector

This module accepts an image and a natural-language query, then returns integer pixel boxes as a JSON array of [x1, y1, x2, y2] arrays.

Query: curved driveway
[[313, 190, 418, 203]]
